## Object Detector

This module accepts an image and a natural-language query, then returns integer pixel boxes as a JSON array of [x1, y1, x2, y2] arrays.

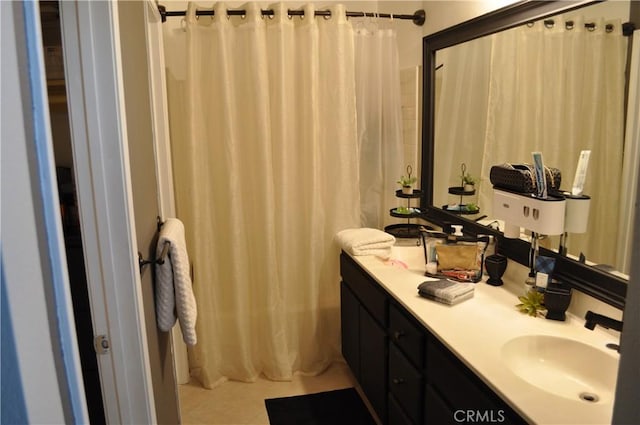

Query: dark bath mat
[[264, 387, 376, 425]]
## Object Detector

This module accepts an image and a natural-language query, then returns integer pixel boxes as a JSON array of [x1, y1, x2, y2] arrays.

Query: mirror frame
[[420, 0, 627, 309]]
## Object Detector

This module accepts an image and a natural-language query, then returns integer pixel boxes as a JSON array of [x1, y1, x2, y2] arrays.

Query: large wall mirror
[[421, 0, 637, 309]]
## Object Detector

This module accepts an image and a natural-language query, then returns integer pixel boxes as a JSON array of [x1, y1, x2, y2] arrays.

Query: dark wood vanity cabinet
[[340, 253, 525, 425], [340, 253, 389, 422]]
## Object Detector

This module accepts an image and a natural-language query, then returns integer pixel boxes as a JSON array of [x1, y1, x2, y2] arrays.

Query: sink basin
[[501, 335, 618, 402]]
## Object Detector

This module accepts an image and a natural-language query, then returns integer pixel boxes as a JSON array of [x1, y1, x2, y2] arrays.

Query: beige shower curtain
[[171, 2, 361, 387]]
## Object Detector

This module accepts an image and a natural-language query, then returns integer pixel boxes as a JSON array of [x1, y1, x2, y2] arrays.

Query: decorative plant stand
[[443, 163, 480, 215], [385, 189, 424, 239]]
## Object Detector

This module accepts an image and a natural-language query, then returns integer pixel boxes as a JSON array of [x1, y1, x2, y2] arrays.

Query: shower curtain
[[166, 2, 405, 387], [354, 22, 404, 229], [436, 15, 627, 269]]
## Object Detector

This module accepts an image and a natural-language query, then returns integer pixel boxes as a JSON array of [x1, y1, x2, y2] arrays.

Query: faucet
[[584, 310, 623, 332]]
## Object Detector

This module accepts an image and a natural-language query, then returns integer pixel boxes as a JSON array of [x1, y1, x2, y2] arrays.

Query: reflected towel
[[155, 218, 197, 345], [335, 228, 396, 259]]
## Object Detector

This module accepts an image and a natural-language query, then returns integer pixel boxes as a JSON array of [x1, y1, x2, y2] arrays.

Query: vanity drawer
[[389, 344, 423, 425], [341, 253, 388, 326], [390, 304, 425, 369]]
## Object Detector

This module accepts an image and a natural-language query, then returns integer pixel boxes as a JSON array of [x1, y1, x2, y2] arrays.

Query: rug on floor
[[264, 387, 377, 425]]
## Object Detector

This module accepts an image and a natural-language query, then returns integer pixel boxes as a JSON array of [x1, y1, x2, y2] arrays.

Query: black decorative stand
[[442, 163, 480, 215], [385, 189, 424, 239]]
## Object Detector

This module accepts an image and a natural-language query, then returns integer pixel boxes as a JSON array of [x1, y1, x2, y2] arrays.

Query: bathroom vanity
[[340, 246, 620, 425]]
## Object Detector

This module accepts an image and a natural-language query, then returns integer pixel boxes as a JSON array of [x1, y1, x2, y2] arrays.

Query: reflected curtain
[[354, 21, 404, 228], [171, 2, 361, 387], [434, 35, 492, 209], [437, 16, 627, 269]]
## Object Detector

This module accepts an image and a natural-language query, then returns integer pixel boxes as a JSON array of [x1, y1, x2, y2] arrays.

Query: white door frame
[[59, 2, 156, 423]]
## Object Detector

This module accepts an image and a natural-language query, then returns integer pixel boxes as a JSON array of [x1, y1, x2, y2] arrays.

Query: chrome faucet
[[584, 310, 623, 332]]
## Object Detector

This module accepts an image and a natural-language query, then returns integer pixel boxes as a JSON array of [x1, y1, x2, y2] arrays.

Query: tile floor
[[178, 361, 376, 425]]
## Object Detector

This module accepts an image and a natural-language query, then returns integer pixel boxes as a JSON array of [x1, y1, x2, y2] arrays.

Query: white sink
[[501, 335, 618, 403]]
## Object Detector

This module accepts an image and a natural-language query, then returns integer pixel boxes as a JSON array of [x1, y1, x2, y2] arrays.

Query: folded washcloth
[[418, 280, 475, 305], [156, 218, 198, 345], [335, 228, 396, 259]]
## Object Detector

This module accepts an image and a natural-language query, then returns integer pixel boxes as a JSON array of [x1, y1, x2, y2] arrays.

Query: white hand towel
[[335, 228, 396, 259], [155, 218, 197, 345]]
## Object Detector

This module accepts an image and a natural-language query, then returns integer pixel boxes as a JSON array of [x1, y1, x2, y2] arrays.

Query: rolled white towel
[[335, 228, 396, 259]]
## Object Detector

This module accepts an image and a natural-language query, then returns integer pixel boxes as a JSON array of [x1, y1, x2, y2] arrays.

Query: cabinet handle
[[393, 330, 405, 340], [392, 377, 405, 385]]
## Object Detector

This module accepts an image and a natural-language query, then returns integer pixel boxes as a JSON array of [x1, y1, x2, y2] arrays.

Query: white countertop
[[349, 245, 620, 425]]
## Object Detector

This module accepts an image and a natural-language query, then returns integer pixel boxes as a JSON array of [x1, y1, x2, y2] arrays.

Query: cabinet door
[[426, 338, 525, 424], [360, 305, 387, 423], [389, 393, 414, 425], [341, 282, 360, 378], [424, 384, 455, 425], [389, 344, 423, 425]]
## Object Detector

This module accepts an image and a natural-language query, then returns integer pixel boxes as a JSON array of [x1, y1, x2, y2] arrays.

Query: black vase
[[485, 254, 507, 286]]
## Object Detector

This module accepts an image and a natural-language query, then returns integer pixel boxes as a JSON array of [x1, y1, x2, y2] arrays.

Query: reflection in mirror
[[432, 1, 635, 275]]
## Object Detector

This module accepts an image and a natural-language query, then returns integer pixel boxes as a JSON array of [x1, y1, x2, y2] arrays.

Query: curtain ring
[[544, 19, 554, 29], [605, 24, 614, 33], [323, 10, 331, 20], [526, 21, 534, 28], [240, 13, 246, 20], [565, 20, 574, 30], [180, 17, 186, 30], [587, 23, 596, 32]]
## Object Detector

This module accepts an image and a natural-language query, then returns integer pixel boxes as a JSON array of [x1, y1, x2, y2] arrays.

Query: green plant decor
[[464, 203, 479, 213], [460, 172, 477, 186], [516, 289, 546, 317], [397, 175, 417, 187]]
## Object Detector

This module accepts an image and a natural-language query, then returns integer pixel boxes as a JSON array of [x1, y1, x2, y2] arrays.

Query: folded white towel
[[335, 228, 396, 259], [155, 218, 197, 345]]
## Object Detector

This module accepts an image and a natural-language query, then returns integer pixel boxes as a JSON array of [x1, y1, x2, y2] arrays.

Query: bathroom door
[[118, 2, 180, 424]]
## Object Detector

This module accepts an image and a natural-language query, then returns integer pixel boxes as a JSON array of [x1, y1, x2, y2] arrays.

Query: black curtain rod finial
[[158, 4, 167, 23]]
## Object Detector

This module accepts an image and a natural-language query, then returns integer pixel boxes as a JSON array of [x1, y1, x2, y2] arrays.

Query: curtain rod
[[157, 5, 426, 26]]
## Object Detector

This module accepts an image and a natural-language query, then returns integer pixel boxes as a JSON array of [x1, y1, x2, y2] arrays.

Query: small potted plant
[[398, 175, 417, 195], [461, 172, 477, 192]]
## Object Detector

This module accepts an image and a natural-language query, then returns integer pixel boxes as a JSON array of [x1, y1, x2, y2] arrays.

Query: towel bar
[[138, 217, 170, 272], [138, 241, 170, 272]]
